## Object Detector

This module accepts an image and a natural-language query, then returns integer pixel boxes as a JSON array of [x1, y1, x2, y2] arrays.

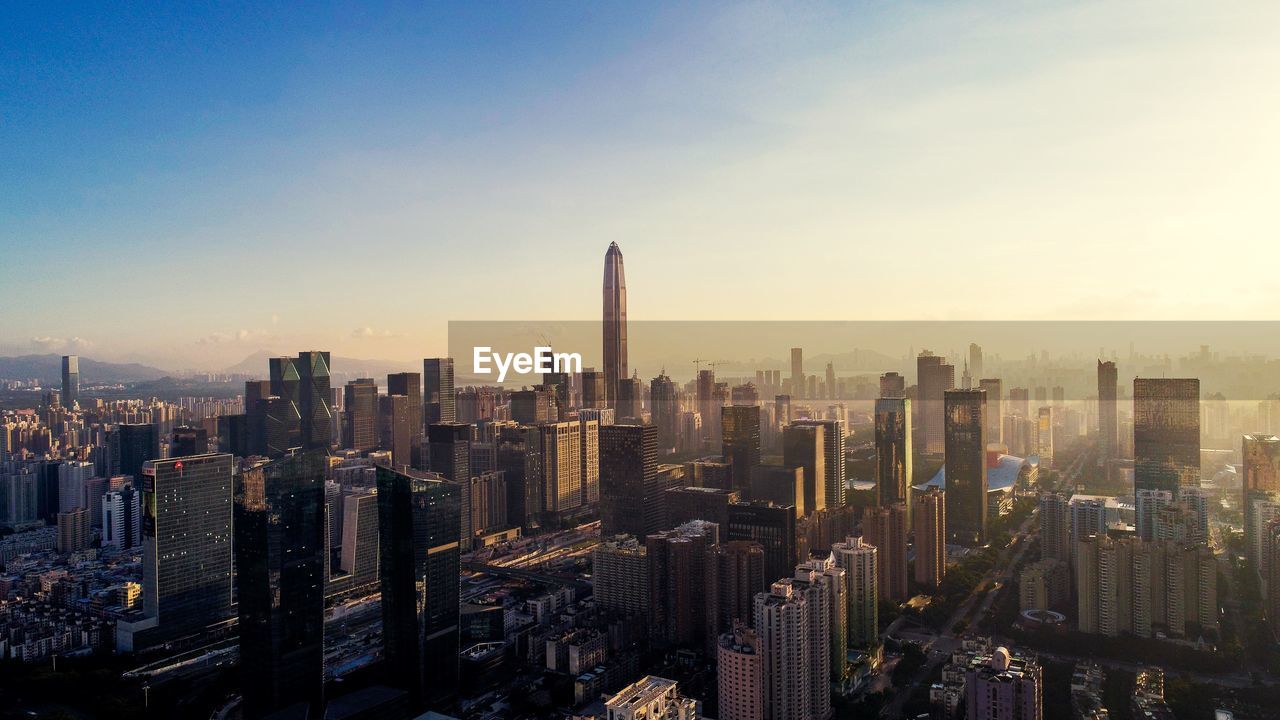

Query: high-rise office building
[[171, 425, 208, 457], [914, 487, 946, 589], [1243, 434, 1280, 574], [113, 423, 160, 480], [61, 355, 79, 408], [918, 351, 955, 454], [728, 502, 798, 586], [57, 460, 93, 513], [102, 484, 141, 549], [874, 398, 912, 519], [599, 424, 662, 538], [497, 425, 542, 529], [832, 534, 877, 648], [380, 394, 415, 468], [792, 419, 846, 510], [537, 420, 585, 521], [650, 373, 680, 453], [295, 351, 332, 451], [1036, 406, 1054, 466], [235, 452, 327, 718], [140, 454, 235, 643], [862, 503, 909, 601], [1134, 378, 1200, 495], [722, 405, 761, 498], [387, 372, 423, 464], [617, 375, 644, 420], [945, 389, 988, 546], [978, 378, 1002, 444], [782, 424, 824, 514], [343, 378, 379, 452], [879, 372, 906, 398], [790, 348, 804, 398], [1097, 361, 1118, 461], [1039, 493, 1070, 563], [968, 343, 984, 379], [424, 358, 456, 424], [603, 242, 628, 408], [717, 623, 764, 720], [377, 464, 461, 710], [1009, 387, 1030, 418]]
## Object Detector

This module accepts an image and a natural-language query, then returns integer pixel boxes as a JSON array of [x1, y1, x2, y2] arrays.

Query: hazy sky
[[3, 1, 1279, 370]]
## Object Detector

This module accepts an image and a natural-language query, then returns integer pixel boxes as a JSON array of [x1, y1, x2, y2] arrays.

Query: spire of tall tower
[[603, 242, 628, 409]]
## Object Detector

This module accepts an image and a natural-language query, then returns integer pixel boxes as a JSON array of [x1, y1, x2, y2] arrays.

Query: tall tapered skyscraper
[[603, 242, 628, 409]]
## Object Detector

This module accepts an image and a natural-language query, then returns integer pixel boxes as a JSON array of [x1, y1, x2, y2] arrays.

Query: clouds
[[350, 327, 400, 340], [30, 336, 93, 353], [196, 329, 274, 345]]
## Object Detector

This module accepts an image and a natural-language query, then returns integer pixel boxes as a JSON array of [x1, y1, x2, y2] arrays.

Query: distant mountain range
[[0, 354, 170, 383], [223, 350, 420, 382]]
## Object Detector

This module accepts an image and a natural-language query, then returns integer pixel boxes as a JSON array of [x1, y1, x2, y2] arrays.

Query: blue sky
[[3, 1, 1279, 369]]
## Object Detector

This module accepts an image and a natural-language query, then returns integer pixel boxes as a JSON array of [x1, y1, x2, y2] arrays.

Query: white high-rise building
[[101, 486, 142, 549], [755, 580, 827, 720], [1039, 493, 1070, 563], [832, 534, 878, 648], [58, 461, 95, 513]]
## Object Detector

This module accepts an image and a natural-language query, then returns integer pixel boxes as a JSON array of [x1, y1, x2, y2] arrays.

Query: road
[[879, 447, 1089, 718]]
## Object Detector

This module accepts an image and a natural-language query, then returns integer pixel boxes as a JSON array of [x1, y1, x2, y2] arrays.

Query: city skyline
[[5, 1, 1280, 369]]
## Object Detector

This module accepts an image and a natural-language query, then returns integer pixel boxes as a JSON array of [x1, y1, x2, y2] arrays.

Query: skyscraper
[[647, 520, 717, 649], [792, 419, 846, 510], [944, 389, 988, 546], [60, 355, 79, 407], [269, 356, 303, 450], [141, 454, 235, 643], [1038, 492, 1070, 563], [917, 351, 955, 455], [1243, 434, 1280, 574], [381, 394, 415, 469], [387, 372, 423, 464], [722, 405, 761, 497], [879, 372, 906, 398], [377, 464, 461, 710], [113, 423, 160, 479], [782, 424, 824, 514], [599, 424, 662, 537], [755, 580, 827, 720], [914, 487, 946, 589], [832, 534, 877, 648], [235, 451, 327, 718], [874, 398, 912, 518], [978, 378, 1002, 445], [968, 343, 984, 379], [343, 378, 379, 452], [538, 421, 585, 522], [423, 358, 456, 424], [603, 242, 628, 408], [862, 503, 909, 602], [790, 347, 804, 398], [296, 351, 332, 451], [1097, 361, 1118, 461], [650, 373, 680, 454], [706, 540, 766, 653], [171, 425, 208, 457], [1133, 378, 1200, 495]]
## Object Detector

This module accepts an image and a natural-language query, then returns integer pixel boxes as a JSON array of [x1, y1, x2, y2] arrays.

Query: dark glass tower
[[650, 373, 679, 454], [1134, 378, 1200, 494], [296, 351, 333, 451], [343, 378, 379, 452], [60, 355, 79, 407], [388, 373, 423, 466], [170, 425, 209, 457], [721, 405, 761, 498], [944, 389, 987, 546], [424, 358, 456, 424], [113, 423, 160, 479], [269, 356, 303, 450], [599, 424, 661, 538], [792, 419, 847, 509], [602, 242, 627, 408], [376, 465, 461, 711], [874, 397, 912, 516], [140, 454, 234, 643], [235, 451, 327, 718], [1098, 361, 1118, 461]]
